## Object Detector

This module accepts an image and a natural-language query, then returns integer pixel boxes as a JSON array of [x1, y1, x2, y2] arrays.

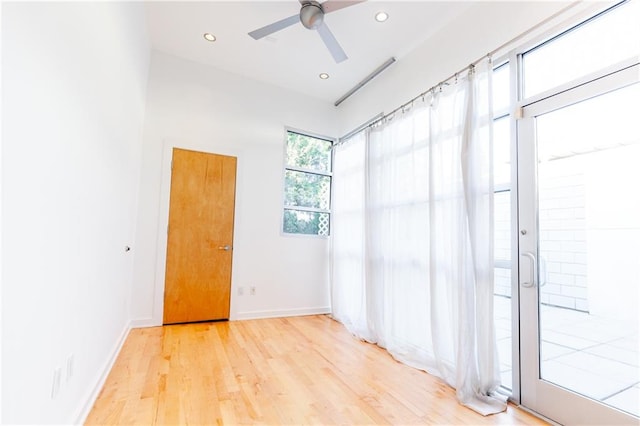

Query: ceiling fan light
[[300, 3, 324, 30]]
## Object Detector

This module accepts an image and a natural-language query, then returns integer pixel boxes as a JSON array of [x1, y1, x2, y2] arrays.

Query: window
[[522, 0, 640, 98], [282, 130, 333, 236], [492, 60, 514, 391], [492, 61, 512, 274]]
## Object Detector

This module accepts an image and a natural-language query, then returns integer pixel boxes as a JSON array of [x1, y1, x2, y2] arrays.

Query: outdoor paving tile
[[494, 297, 638, 416], [539, 306, 591, 327], [540, 341, 575, 360], [541, 359, 631, 400], [540, 329, 600, 350], [585, 343, 640, 367], [608, 336, 640, 352], [552, 351, 639, 385], [552, 322, 631, 342], [602, 384, 640, 417], [500, 369, 512, 390], [578, 315, 637, 330]]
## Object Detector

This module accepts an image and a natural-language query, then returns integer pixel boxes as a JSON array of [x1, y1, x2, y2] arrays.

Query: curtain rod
[[360, 1, 581, 131], [337, 112, 384, 145]]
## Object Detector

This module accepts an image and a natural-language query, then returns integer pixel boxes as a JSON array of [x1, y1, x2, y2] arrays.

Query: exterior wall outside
[[539, 159, 589, 311]]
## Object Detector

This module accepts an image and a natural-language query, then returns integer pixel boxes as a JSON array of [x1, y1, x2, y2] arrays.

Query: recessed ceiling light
[[203, 33, 216, 42], [375, 12, 389, 22], [319, 73, 330, 80]]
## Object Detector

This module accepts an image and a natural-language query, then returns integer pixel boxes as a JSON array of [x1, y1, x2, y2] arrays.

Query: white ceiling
[[144, 1, 474, 103]]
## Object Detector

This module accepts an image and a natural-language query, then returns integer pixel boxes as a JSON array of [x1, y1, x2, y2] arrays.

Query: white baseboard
[[73, 321, 131, 425], [130, 317, 160, 328], [232, 306, 331, 321]]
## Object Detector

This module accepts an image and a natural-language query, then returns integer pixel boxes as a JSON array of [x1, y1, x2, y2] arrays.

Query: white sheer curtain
[[331, 131, 371, 340], [331, 58, 504, 415]]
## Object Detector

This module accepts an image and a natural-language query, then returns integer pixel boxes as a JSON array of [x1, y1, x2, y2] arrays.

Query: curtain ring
[[468, 64, 475, 76]]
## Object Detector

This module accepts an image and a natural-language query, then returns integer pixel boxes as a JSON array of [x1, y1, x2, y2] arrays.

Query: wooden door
[[163, 148, 237, 324]]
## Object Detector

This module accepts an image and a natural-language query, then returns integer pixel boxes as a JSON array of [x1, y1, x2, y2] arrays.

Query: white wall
[[130, 51, 340, 325], [1, 2, 150, 424], [0, 2, 4, 420], [337, 1, 572, 134]]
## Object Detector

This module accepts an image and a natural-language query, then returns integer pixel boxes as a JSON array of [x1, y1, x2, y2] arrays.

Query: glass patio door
[[517, 64, 640, 424]]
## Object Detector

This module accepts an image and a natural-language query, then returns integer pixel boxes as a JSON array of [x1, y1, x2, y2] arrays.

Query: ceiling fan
[[248, 1, 365, 64]]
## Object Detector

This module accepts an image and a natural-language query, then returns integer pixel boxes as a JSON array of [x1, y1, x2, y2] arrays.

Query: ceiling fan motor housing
[[248, 0, 357, 63], [300, 1, 324, 30]]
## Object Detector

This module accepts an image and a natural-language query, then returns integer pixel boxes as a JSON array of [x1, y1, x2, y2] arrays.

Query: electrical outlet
[[238, 286, 244, 296], [51, 367, 62, 399], [66, 354, 74, 382], [250, 286, 256, 296]]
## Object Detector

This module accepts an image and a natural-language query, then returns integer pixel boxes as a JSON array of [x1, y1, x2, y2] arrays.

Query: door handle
[[521, 252, 536, 288], [218, 245, 232, 251]]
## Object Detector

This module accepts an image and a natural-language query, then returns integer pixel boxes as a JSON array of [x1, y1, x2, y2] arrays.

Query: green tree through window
[[283, 130, 333, 236]]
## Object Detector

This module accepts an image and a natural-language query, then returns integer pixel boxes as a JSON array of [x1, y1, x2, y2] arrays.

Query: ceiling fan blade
[[248, 14, 300, 40], [317, 23, 347, 63], [322, 0, 366, 14]]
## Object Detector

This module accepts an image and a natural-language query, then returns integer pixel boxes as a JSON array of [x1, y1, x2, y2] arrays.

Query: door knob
[[218, 245, 231, 251]]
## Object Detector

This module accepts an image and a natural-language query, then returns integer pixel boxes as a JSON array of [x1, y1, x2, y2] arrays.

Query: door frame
[[516, 63, 639, 424], [149, 139, 243, 326], [503, 0, 639, 406]]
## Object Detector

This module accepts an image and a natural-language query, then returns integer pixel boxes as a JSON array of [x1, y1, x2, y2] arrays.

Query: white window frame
[[493, 60, 512, 270], [281, 127, 335, 237]]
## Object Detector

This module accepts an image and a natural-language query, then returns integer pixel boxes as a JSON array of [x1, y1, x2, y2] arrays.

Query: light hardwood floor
[[86, 315, 546, 425]]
